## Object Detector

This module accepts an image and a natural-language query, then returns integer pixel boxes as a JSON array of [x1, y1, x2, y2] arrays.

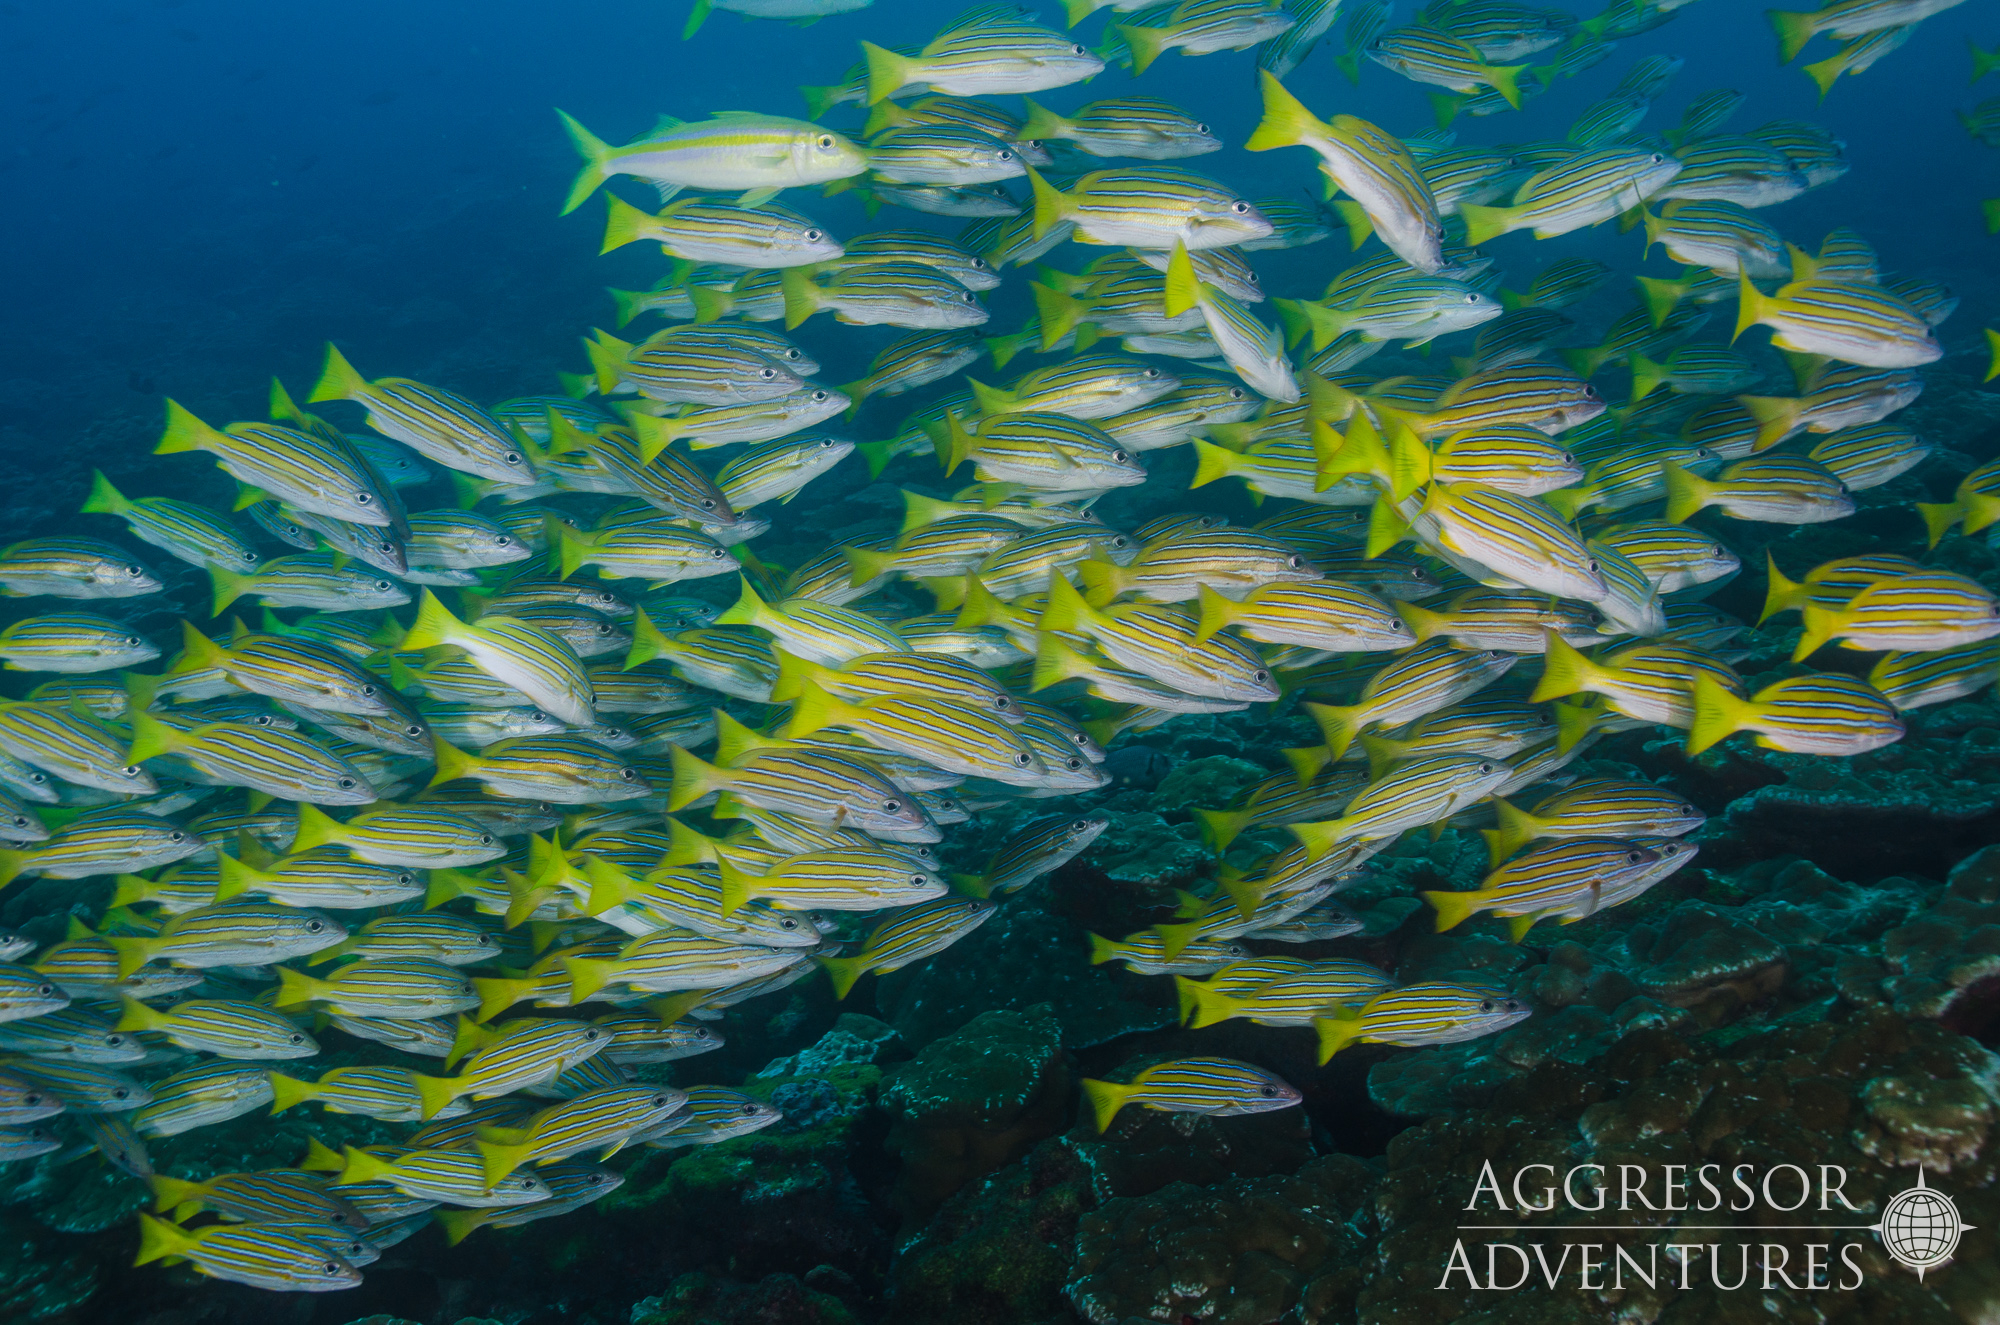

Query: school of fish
[[0, 0, 1985, 1295]]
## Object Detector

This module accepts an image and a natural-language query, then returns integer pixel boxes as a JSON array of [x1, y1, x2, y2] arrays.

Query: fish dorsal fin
[[1785, 242, 1820, 283]]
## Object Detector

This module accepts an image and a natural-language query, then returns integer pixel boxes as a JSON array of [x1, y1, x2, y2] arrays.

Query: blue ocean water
[[1, 3, 1998, 1325], [1, 0, 1992, 492]]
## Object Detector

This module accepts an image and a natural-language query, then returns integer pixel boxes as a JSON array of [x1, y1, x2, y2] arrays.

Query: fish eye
[[1231, 201, 1250, 214], [619, 768, 637, 781], [125, 565, 143, 576], [1253, 669, 1270, 683], [805, 229, 823, 241], [22, 1091, 41, 1106], [1071, 43, 1087, 54], [1066, 756, 1084, 771], [741, 1103, 758, 1115], [323, 1261, 340, 1274], [495, 535, 512, 547], [997, 150, 1013, 161], [1465, 294, 1480, 303], [373, 580, 391, 590], [106, 1034, 127, 1048], [1259, 1085, 1277, 1097], [1480, 999, 1496, 1012], [817, 134, 836, 150], [306, 919, 325, 933], [479, 833, 495, 845], [1650, 153, 1664, 163], [1560, 452, 1575, 465], [1287, 556, 1303, 569], [121, 765, 142, 777], [1228, 388, 1245, 399], [337, 778, 357, 789], [883, 799, 902, 812], [34, 984, 51, 997], [125, 635, 142, 646], [1478, 762, 1494, 773], [505, 452, 523, 464], [404, 724, 424, 737], [693, 1027, 711, 1039], [112, 1087, 129, 1099], [1196, 123, 1210, 134], [1111, 449, 1129, 462], [812, 391, 830, 402], [1013, 751, 1032, 766], [289, 1032, 305, 1043], [1585, 558, 1599, 572], [354, 492, 372, 505]]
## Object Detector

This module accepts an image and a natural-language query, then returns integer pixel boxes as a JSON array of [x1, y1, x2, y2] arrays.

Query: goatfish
[[1080, 1056, 1301, 1131], [1482, 779, 1705, 864], [1685, 672, 1904, 756], [817, 896, 994, 997], [1732, 267, 1941, 369], [1424, 837, 1698, 939], [860, 24, 1104, 103], [1314, 982, 1529, 1061], [558, 110, 868, 214], [1245, 75, 1443, 273]]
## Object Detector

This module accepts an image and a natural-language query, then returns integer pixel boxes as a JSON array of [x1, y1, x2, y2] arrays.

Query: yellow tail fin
[[1313, 1011, 1365, 1063], [1244, 71, 1327, 153], [1481, 798, 1543, 865], [273, 966, 325, 1009], [1079, 1077, 1131, 1132], [1422, 888, 1489, 933], [1304, 701, 1364, 761], [1685, 671, 1750, 755], [1024, 165, 1075, 241], [135, 1213, 199, 1266], [1183, 981, 1241, 1030], [1658, 461, 1711, 524], [818, 953, 870, 1000], [1529, 631, 1600, 703]]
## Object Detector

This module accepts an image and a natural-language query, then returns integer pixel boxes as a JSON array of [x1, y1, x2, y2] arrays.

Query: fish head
[[790, 125, 871, 183], [1187, 193, 1276, 249]]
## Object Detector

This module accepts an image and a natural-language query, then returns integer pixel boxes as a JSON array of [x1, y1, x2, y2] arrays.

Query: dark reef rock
[[1066, 1153, 1378, 1325], [873, 889, 1179, 1051], [880, 1005, 1072, 1229]]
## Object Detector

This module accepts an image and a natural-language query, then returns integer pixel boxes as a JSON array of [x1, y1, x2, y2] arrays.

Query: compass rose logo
[[1876, 1168, 1973, 1280]]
